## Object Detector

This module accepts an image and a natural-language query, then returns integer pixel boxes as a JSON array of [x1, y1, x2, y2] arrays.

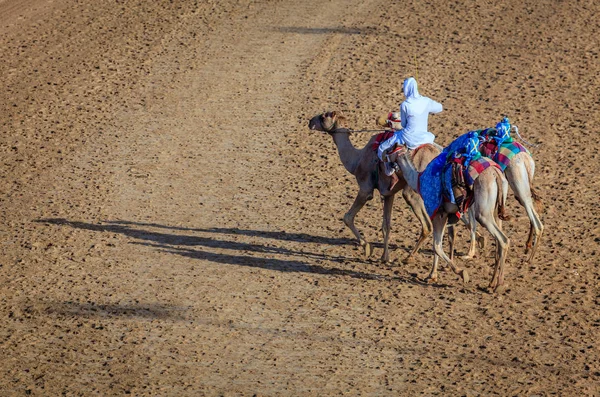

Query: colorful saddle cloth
[[464, 156, 501, 188], [371, 131, 395, 151], [418, 130, 504, 219], [418, 132, 479, 219], [439, 156, 500, 219], [479, 139, 529, 171]]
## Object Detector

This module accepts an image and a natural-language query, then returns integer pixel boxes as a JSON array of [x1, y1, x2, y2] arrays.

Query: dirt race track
[[0, 0, 599, 395]]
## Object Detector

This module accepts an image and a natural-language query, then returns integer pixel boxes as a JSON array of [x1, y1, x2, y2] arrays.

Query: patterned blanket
[[419, 147, 500, 218], [491, 141, 529, 171], [371, 131, 394, 151], [465, 156, 501, 188], [418, 153, 447, 218], [441, 156, 500, 216], [479, 134, 530, 171], [418, 132, 479, 218]]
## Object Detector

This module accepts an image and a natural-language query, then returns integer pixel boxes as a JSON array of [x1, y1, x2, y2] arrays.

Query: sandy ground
[[0, 0, 599, 395]]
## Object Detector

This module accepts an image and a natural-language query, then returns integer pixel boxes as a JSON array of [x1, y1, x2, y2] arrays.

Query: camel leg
[[380, 194, 394, 263], [343, 190, 373, 257], [448, 225, 457, 261], [525, 225, 535, 254], [428, 213, 469, 284], [476, 214, 510, 293], [402, 187, 432, 263], [427, 251, 441, 283], [523, 203, 544, 263], [457, 210, 487, 260], [506, 160, 544, 263], [459, 209, 479, 260]]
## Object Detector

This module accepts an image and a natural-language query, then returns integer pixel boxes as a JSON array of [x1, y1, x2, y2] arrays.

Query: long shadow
[[106, 220, 425, 257], [37, 218, 420, 283], [37, 218, 354, 262], [276, 26, 363, 35], [44, 301, 188, 320], [104, 220, 354, 247], [277, 24, 587, 58], [132, 241, 387, 281]]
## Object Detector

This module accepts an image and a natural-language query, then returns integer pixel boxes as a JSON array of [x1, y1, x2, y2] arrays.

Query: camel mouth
[[308, 113, 335, 134], [308, 116, 324, 132]]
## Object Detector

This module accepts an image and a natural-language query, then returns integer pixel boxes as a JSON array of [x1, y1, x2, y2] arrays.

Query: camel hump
[[411, 143, 441, 170]]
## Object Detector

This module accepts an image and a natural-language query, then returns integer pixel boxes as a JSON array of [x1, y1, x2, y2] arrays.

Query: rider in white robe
[[378, 78, 443, 175]]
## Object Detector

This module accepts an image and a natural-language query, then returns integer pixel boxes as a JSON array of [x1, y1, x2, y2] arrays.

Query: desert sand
[[0, 0, 598, 395]]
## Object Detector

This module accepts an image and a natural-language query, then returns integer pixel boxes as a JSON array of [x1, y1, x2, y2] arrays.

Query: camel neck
[[396, 152, 420, 192], [330, 129, 360, 174]]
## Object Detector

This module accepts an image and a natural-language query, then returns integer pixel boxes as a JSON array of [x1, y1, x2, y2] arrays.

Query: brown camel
[[393, 145, 511, 293], [307, 111, 439, 263]]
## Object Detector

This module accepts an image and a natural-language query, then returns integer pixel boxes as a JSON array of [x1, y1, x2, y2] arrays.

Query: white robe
[[378, 78, 442, 159]]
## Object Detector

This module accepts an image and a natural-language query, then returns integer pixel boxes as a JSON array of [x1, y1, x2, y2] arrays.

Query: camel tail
[[495, 169, 511, 221], [524, 153, 543, 215], [530, 185, 544, 215]]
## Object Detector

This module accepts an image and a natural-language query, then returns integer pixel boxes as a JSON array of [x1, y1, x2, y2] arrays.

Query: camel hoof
[[363, 242, 373, 258], [425, 275, 438, 284], [459, 253, 475, 260], [487, 284, 505, 294], [525, 251, 535, 264], [380, 255, 390, 264], [402, 255, 415, 264], [460, 269, 470, 284]]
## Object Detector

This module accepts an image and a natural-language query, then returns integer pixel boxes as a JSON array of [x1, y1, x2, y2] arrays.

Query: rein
[[512, 126, 542, 149], [348, 128, 388, 133]]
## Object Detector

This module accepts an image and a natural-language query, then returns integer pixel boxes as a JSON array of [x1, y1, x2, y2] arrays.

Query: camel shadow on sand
[[101, 220, 416, 256], [276, 26, 362, 35], [36, 218, 427, 286], [42, 301, 189, 321]]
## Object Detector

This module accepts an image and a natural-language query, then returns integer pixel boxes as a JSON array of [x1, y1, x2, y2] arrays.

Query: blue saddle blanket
[[418, 132, 481, 218]]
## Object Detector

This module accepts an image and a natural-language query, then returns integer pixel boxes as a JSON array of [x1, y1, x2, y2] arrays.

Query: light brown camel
[[392, 145, 511, 292], [458, 151, 543, 263], [307, 111, 439, 263]]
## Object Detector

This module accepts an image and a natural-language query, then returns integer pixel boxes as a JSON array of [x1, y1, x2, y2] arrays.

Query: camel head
[[308, 111, 348, 134]]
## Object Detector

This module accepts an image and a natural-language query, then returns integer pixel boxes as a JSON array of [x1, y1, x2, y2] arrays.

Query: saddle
[[378, 144, 402, 190], [371, 131, 395, 151], [382, 145, 404, 163], [446, 156, 472, 218]]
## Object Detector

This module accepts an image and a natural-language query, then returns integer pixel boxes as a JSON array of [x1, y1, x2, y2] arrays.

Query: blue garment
[[377, 131, 403, 160], [418, 131, 481, 218], [494, 117, 512, 146], [418, 152, 447, 218]]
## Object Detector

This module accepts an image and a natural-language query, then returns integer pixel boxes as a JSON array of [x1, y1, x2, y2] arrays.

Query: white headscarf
[[403, 77, 421, 102]]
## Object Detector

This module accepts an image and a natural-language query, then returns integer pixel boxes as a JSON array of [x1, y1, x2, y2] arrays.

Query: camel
[[505, 151, 543, 262], [459, 150, 543, 263], [307, 111, 440, 263], [392, 145, 511, 292]]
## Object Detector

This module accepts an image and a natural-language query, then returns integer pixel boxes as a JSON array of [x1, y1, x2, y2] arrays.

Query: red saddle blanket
[[371, 131, 394, 151]]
